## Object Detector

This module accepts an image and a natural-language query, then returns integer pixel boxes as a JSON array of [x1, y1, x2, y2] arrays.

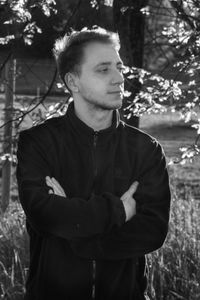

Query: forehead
[[81, 42, 122, 67]]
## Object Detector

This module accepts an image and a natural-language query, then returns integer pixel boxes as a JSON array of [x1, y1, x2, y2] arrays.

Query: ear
[[64, 73, 79, 93]]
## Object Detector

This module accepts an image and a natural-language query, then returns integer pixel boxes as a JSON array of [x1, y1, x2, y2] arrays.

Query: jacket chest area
[[53, 138, 133, 199]]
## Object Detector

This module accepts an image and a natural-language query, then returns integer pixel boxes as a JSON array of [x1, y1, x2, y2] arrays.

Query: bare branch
[[63, 0, 82, 32], [0, 52, 12, 75], [0, 68, 57, 129], [170, 0, 196, 29]]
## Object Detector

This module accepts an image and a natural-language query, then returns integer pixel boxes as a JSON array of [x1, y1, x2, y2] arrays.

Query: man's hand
[[46, 176, 66, 197], [121, 181, 139, 222]]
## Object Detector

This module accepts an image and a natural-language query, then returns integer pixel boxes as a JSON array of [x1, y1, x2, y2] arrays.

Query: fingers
[[46, 176, 53, 187], [46, 176, 57, 192], [46, 176, 60, 191], [46, 176, 54, 191], [51, 177, 63, 193], [120, 181, 139, 202], [120, 191, 130, 202], [46, 176, 66, 197], [47, 178, 65, 196], [128, 181, 139, 196]]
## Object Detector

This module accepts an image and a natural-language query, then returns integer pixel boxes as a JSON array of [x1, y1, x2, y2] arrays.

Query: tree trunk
[[1, 58, 15, 212], [113, 0, 148, 128]]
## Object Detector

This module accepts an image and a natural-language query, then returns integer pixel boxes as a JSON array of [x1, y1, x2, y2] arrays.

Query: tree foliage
[[122, 0, 200, 163], [0, 0, 56, 46], [0, 0, 200, 298], [0, 0, 200, 165]]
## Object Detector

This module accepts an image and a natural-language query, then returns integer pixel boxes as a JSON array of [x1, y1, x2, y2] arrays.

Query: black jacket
[[16, 102, 171, 300]]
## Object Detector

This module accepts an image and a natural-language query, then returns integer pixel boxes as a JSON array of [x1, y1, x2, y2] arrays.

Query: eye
[[97, 68, 109, 73]]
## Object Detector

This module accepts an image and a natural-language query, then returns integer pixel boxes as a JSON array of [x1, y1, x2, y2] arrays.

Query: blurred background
[[0, 0, 200, 299]]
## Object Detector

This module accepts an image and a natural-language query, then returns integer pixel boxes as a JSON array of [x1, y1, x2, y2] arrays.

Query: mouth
[[108, 91, 123, 94]]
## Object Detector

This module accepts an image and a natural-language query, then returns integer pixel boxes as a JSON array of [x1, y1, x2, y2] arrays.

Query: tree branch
[[0, 68, 57, 129], [0, 52, 12, 76], [170, 0, 196, 29], [63, 0, 82, 32]]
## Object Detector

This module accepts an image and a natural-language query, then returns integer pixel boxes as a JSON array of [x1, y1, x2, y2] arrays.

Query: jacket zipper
[[93, 131, 98, 178], [92, 131, 98, 299]]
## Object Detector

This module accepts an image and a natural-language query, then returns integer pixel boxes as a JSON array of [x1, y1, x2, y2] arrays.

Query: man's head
[[53, 28, 124, 110], [54, 28, 120, 84]]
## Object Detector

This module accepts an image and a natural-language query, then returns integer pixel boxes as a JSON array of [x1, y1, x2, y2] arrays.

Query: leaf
[[123, 91, 132, 97], [0, 35, 15, 45], [140, 6, 150, 15]]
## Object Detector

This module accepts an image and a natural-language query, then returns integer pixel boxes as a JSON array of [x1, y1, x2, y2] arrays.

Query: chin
[[87, 97, 123, 110], [112, 98, 123, 109], [113, 102, 123, 110], [102, 102, 122, 110]]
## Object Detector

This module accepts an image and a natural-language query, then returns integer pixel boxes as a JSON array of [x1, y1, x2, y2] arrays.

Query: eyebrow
[[95, 61, 123, 67]]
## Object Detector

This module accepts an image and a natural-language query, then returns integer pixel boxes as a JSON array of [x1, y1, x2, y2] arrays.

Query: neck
[[73, 100, 113, 131]]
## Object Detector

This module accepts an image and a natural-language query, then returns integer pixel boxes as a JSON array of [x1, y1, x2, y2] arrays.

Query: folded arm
[[16, 131, 126, 240], [70, 140, 171, 260]]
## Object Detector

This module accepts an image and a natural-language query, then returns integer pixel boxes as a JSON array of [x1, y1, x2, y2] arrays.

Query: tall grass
[[148, 178, 200, 299], [0, 174, 199, 299], [0, 201, 28, 299]]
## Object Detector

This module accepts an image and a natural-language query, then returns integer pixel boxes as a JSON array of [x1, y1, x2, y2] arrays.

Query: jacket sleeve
[[16, 130, 126, 240], [70, 139, 171, 259]]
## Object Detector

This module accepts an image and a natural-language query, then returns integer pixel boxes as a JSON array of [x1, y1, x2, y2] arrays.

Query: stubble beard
[[84, 95, 123, 112]]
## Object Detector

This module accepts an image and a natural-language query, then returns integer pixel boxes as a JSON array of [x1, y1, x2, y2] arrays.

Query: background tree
[[113, 0, 148, 127], [0, 0, 200, 210], [0, 0, 57, 213], [0, 1, 200, 299]]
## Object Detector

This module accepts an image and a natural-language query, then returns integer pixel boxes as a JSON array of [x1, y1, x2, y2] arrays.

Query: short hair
[[53, 28, 120, 85]]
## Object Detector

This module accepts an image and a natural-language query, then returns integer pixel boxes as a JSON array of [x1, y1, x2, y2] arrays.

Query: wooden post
[[1, 58, 16, 212]]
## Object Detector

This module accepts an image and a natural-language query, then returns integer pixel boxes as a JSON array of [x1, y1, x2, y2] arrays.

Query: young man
[[17, 29, 171, 300]]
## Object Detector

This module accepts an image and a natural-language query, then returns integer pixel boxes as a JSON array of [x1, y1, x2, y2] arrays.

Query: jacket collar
[[66, 101, 120, 146]]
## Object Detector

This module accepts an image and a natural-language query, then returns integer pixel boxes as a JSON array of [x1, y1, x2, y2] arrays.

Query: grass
[[0, 109, 200, 299], [0, 201, 28, 299], [147, 182, 200, 299], [140, 109, 200, 200], [1, 176, 199, 299], [141, 110, 200, 299]]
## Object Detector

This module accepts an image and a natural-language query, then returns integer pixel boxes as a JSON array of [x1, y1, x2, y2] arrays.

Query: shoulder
[[19, 115, 66, 140], [120, 120, 160, 151], [119, 122, 167, 179], [18, 115, 67, 152]]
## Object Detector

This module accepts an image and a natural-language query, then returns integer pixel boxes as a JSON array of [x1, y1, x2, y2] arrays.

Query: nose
[[111, 69, 124, 86]]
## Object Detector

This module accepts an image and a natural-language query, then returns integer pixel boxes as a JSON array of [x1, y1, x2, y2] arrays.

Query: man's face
[[74, 42, 124, 111]]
